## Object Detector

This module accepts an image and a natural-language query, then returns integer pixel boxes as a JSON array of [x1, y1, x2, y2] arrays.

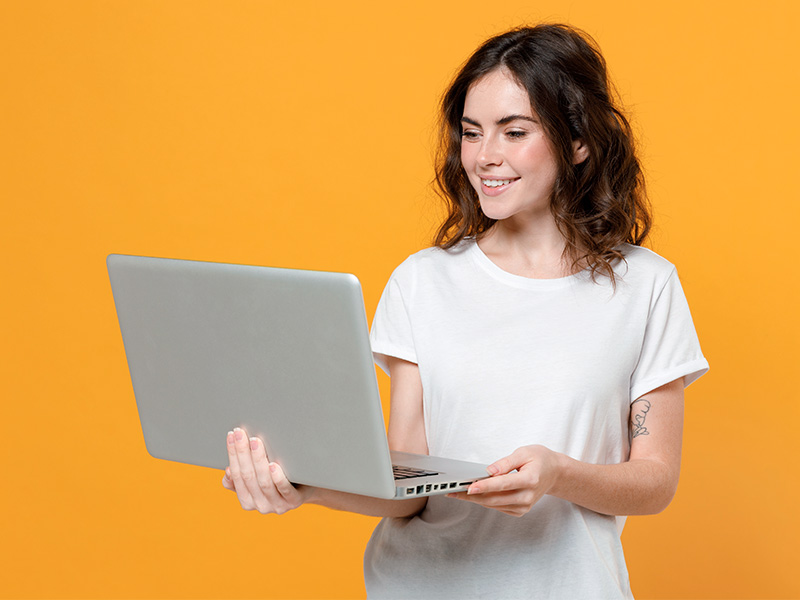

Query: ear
[[572, 139, 589, 165]]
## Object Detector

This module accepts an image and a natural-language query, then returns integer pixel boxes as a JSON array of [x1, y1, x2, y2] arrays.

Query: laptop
[[107, 254, 489, 499]]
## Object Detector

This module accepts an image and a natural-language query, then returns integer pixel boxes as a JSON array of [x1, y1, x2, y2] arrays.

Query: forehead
[[463, 68, 533, 117]]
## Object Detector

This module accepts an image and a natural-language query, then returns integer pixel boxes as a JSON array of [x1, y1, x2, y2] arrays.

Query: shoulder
[[616, 244, 677, 283], [390, 240, 476, 281]]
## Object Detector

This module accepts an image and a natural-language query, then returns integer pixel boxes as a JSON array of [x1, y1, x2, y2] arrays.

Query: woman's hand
[[221, 427, 312, 514], [447, 445, 564, 517]]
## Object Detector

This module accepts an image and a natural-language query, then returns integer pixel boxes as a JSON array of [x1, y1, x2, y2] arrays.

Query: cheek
[[460, 144, 472, 170], [516, 143, 558, 177], [460, 147, 481, 192]]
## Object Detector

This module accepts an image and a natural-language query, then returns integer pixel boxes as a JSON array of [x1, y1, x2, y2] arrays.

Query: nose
[[476, 134, 502, 167]]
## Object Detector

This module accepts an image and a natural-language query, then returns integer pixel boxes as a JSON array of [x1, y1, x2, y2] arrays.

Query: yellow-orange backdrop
[[2, 1, 798, 598]]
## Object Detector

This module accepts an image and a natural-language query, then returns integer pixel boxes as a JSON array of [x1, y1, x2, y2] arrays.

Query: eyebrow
[[461, 114, 538, 126]]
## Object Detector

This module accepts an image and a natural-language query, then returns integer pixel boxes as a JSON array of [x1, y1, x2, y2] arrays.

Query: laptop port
[[416, 485, 424, 494], [425, 484, 432, 492], [449, 482, 456, 489], [406, 487, 414, 494]]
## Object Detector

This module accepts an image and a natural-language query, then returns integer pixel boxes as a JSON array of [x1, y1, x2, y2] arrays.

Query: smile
[[481, 178, 519, 188]]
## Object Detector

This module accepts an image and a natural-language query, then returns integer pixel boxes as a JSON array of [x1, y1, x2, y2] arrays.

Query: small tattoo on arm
[[631, 398, 651, 438]]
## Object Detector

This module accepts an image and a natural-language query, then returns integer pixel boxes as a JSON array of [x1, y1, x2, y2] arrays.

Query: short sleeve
[[370, 262, 418, 376], [630, 268, 709, 401]]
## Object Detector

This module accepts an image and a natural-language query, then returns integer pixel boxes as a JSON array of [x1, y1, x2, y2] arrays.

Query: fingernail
[[269, 463, 277, 473], [234, 428, 244, 441], [467, 486, 479, 495], [226, 431, 234, 444], [249, 437, 258, 451]]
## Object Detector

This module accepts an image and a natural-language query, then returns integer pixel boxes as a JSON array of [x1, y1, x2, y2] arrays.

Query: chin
[[478, 197, 551, 225], [477, 200, 515, 222]]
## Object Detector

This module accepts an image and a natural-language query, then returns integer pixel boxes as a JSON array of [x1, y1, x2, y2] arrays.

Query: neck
[[478, 217, 574, 279]]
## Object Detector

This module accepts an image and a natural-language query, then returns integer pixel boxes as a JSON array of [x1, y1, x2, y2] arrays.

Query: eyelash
[[460, 130, 528, 140]]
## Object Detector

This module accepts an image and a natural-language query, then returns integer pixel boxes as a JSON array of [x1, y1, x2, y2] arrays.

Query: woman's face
[[460, 68, 559, 225]]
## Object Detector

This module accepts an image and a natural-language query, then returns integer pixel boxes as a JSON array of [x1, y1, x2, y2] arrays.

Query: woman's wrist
[[295, 484, 319, 505], [547, 450, 574, 500]]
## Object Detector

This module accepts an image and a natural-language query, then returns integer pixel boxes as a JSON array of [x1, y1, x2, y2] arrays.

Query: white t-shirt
[[365, 240, 708, 599]]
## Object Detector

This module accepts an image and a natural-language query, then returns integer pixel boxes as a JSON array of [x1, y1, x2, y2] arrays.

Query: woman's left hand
[[447, 445, 564, 517]]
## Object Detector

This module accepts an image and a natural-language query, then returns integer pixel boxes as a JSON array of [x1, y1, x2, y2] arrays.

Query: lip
[[478, 176, 519, 197]]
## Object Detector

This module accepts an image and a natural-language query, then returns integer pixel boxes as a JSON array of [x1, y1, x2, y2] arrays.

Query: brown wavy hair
[[433, 24, 651, 284]]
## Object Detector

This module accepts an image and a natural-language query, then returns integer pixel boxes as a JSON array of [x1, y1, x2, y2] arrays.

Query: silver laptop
[[107, 254, 488, 499]]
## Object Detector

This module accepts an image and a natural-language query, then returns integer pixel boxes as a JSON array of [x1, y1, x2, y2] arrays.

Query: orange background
[[2, 1, 798, 598]]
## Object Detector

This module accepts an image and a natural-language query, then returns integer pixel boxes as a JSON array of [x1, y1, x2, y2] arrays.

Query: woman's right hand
[[222, 427, 311, 514]]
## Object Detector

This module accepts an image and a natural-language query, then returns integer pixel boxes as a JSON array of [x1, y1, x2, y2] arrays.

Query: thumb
[[487, 448, 527, 476]]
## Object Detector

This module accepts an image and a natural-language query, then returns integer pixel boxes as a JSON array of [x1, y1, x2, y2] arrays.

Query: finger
[[227, 429, 254, 508], [269, 461, 304, 507], [447, 489, 514, 504], [446, 491, 468, 500], [466, 471, 527, 495], [248, 437, 286, 509], [487, 448, 529, 476], [222, 466, 236, 491], [448, 488, 536, 512], [233, 427, 266, 503]]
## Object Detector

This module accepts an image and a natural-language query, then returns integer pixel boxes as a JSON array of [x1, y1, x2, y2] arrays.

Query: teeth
[[482, 179, 515, 188]]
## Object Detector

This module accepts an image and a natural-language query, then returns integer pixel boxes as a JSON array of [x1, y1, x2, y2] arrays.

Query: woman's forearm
[[305, 486, 427, 518], [550, 380, 684, 516], [550, 453, 678, 516], [450, 444, 679, 517], [450, 380, 684, 518], [550, 380, 686, 516]]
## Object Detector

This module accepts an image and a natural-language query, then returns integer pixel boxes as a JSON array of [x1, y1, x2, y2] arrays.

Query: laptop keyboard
[[392, 464, 440, 480]]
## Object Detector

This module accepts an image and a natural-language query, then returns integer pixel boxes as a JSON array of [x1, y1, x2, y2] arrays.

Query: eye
[[461, 130, 481, 141], [506, 130, 528, 140]]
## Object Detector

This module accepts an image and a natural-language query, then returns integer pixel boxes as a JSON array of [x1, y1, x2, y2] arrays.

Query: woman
[[223, 24, 708, 598]]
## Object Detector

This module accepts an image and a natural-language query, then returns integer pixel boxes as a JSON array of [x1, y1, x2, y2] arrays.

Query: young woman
[[223, 24, 708, 598]]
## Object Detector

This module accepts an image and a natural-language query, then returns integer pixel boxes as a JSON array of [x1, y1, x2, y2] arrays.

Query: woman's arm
[[447, 377, 684, 517], [222, 356, 428, 518]]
